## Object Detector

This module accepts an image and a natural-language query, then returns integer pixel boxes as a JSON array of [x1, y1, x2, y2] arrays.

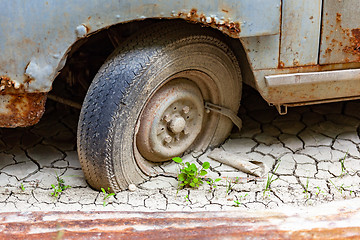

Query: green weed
[[101, 187, 115, 206], [172, 157, 210, 189], [206, 178, 221, 192], [329, 179, 352, 196], [263, 160, 281, 197], [51, 172, 70, 198], [338, 184, 352, 195], [303, 178, 310, 199], [234, 193, 248, 207], [226, 177, 239, 195], [315, 186, 324, 196], [339, 151, 348, 177], [20, 183, 25, 192]]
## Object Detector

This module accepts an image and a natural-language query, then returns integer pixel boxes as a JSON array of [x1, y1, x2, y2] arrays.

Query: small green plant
[[226, 177, 239, 195], [339, 151, 348, 177], [101, 187, 115, 206], [20, 183, 25, 192], [184, 194, 190, 202], [338, 184, 353, 195], [172, 157, 210, 189], [329, 180, 352, 196], [51, 172, 70, 198], [206, 178, 221, 192], [315, 186, 324, 196], [234, 193, 248, 207], [233, 200, 241, 207], [303, 178, 310, 199], [263, 160, 281, 197], [329, 179, 339, 193]]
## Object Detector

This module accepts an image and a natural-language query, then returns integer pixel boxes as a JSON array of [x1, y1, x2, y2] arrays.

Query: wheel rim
[[136, 79, 204, 162]]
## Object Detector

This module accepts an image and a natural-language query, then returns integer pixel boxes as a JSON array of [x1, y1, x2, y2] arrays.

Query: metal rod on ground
[[47, 94, 82, 110]]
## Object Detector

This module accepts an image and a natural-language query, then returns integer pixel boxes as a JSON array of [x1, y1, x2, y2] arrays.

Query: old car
[[0, 0, 359, 192]]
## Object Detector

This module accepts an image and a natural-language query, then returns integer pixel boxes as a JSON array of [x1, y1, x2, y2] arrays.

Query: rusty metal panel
[[280, 0, 322, 67], [252, 62, 360, 106], [319, 0, 360, 64], [0, 0, 280, 94], [241, 34, 280, 70], [229, 0, 280, 37], [265, 68, 360, 104], [1, 199, 360, 239], [0, 92, 47, 128]]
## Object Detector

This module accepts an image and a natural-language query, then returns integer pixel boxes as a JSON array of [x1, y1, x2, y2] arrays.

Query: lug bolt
[[175, 135, 180, 141], [164, 136, 172, 143], [183, 128, 189, 135], [182, 106, 190, 114], [163, 114, 171, 122]]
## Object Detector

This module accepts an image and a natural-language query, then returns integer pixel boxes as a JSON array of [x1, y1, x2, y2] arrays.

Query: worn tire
[[77, 22, 242, 192]]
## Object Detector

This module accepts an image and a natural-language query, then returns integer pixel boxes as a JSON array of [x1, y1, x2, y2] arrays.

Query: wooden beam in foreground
[[1, 198, 360, 239]]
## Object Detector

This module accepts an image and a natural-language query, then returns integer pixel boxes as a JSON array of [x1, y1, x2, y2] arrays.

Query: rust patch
[[273, 62, 360, 73], [325, 48, 332, 54], [336, 13, 341, 22], [0, 76, 31, 93], [83, 24, 91, 34], [0, 76, 13, 91], [0, 92, 47, 128], [322, 11, 360, 63], [343, 28, 360, 59], [352, 28, 360, 40], [177, 8, 241, 38], [278, 61, 285, 68], [0, 76, 22, 92]]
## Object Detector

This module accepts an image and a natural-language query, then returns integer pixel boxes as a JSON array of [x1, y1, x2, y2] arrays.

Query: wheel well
[[51, 19, 254, 102]]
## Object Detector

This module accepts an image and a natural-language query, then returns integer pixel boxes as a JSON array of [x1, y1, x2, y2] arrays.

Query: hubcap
[[169, 116, 186, 134], [136, 79, 204, 162]]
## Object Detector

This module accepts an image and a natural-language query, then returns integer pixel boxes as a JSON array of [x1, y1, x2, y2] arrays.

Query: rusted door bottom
[[1, 199, 360, 239], [264, 68, 360, 108]]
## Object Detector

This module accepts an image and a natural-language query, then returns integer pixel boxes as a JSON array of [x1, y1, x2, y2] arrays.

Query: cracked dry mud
[[0, 88, 359, 212]]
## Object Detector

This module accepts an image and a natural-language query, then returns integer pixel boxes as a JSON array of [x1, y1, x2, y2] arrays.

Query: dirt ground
[[0, 87, 359, 211]]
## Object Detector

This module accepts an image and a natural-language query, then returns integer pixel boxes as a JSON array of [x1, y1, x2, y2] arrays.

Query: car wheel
[[77, 22, 242, 191]]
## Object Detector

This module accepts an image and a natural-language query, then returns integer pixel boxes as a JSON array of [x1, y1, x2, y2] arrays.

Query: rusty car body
[[1, 0, 360, 191], [1, 1, 360, 237], [1, 0, 359, 127]]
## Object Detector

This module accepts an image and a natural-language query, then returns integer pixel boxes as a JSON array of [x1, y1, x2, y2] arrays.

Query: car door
[[279, 0, 322, 67]]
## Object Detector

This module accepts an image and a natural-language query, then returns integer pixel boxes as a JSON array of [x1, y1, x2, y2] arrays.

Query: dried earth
[[0, 87, 359, 211]]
